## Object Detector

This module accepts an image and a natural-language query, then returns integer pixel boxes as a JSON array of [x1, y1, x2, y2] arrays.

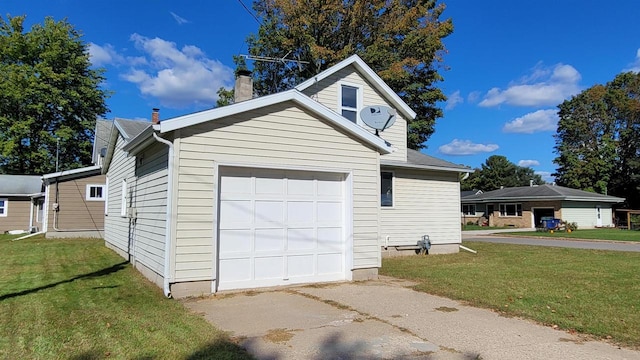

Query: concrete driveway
[[184, 278, 640, 359]]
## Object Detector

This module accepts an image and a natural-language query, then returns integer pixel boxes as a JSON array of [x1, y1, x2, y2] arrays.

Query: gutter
[[152, 132, 174, 299]]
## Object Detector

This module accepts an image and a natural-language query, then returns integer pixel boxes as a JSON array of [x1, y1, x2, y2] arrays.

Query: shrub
[[562, 221, 578, 231], [466, 221, 475, 226]]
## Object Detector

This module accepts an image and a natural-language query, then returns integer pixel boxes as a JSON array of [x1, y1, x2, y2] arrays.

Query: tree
[[0, 15, 109, 174], [553, 72, 640, 207], [461, 155, 544, 191], [246, 0, 453, 149]]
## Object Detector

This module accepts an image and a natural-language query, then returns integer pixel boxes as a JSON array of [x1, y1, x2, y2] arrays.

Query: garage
[[217, 167, 347, 290]]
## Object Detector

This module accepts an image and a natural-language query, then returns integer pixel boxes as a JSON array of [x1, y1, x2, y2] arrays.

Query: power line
[[237, 0, 261, 25]]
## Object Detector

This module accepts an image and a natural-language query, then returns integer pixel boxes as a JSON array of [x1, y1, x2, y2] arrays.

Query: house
[[102, 55, 471, 297], [461, 184, 625, 229], [0, 175, 44, 233], [39, 119, 125, 238]]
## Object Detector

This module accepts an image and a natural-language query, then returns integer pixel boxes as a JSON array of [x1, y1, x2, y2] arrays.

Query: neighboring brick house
[[461, 184, 624, 229]]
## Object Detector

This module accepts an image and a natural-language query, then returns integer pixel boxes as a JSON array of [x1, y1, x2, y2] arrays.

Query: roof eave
[[381, 160, 472, 173], [122, 126, 156, 155], [42, 165, 102, 182]]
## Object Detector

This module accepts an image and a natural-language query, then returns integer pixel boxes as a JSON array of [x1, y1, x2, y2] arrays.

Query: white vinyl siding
[[380, 168, 461, 246], [131, 142, 169, 276], [104, 135, 135, 256], [175, 102, 380, 282], [561, 202, 614, 228], [300, 65, 407, 162]]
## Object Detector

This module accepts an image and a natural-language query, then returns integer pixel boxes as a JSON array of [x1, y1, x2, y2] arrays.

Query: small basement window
[[86, 185, 106, 201], [381, 172, 393, 207]]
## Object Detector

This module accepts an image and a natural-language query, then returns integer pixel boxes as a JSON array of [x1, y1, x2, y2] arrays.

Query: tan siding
[[300, 65, 408, 162], [380, 169, 462, 246], [0, 197, 32, 233], [174, 101, 380, 281], [104, 135, 135, 255], [131, 142, 169, 276], [46, 174, 105, 232]]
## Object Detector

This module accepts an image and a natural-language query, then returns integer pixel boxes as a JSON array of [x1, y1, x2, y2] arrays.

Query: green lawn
[[0, 235, 253, 359], [381, 241, 640, 348], [504, 228, 640, 241], [462, 224, 512, 231]]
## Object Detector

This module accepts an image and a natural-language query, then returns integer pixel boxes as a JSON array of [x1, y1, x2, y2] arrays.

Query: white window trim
[[462, 204, 476, 216], [0, 198, 7, 217], [120, 179, 127, 217], [380, 170, 394, 208], [337, 81, 364, 126], [499, 203, 522, 217], [104, 176, 109, 215], [86, 184, 106, 201]]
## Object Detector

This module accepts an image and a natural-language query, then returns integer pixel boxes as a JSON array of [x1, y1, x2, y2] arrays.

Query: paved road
[[463, 232, 640, 252]]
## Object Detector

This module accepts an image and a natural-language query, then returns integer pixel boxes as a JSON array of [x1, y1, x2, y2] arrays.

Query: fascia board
[[42, 165, 102, 182], [381, 161, 472, 173]]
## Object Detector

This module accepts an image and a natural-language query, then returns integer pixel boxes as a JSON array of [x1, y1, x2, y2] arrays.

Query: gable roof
[[461, 189, 483, 197], [295, 54, 417, 122], [102, 118, 152, 174], [149, 89, 392, 154], [381, 149, 472, 173], [0, 175, 43, 196], [92, 119, 113, 164], [461, 184, 625, 203]]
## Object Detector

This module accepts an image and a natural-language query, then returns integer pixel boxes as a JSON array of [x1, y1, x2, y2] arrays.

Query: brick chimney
[[152, 108, 160, 124], [234, 69, 253, 103]]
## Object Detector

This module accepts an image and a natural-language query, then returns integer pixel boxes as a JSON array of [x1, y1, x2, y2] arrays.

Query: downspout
[[152, 132, 174, 298]]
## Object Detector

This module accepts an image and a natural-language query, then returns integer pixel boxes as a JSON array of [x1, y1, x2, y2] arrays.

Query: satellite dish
[[360, 105, 396, 133]]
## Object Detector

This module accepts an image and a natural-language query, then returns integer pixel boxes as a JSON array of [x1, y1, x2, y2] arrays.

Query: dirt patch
[[435, 306, 459, 313], [559, 337, 585, 345], [263, 328, 299, 343]]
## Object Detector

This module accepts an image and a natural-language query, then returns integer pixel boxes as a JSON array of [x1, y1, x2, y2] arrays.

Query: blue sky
[[4, 1, 640, 181]]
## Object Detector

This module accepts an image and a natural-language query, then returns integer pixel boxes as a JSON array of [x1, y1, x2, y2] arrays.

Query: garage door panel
[[255, 201, 284, 225], [317, 178, 343, 196], [220, 200, 252, 225], [254, 257, 284, 279], [317, 254, 343, 274], [255, 176, 284, 195], [288, 255, 315, 277], [219, 258, 251, 282], [317, 202, 342, 223], [287, 177, 315, 195], [287, 201, 314, 224], [317, 227, 342, 251], [287, 228, 315, 250], [220, 175, 252, 194], [219, 229, 251, 253], [254, 229, 285, 252]]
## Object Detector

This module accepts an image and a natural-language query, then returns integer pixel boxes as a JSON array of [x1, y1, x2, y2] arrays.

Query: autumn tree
[[461, 155, 544, 191], [0, 15, 109, 174], [553, 72, 640, 207], [245, 0, 453, 149]]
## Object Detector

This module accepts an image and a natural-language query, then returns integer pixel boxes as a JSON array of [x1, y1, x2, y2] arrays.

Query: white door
[[596, 205, 602, 227], [217, 168, 346, 290]]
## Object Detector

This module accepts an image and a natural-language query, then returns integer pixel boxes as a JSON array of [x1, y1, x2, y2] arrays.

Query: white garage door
[[217, 168, 346, 290]]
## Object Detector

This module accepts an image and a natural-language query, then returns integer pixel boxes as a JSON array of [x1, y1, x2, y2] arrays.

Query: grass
[[504, 228, 640, 241], [381, 241, 640, 348], [0, 235, 253, 360], [462, 224, 512, 231]]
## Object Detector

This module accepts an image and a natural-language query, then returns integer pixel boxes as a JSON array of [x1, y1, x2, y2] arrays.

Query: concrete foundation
[[171, 280, 212, 299], [351, 267, 378, 281], [46, 230, 104, 238]]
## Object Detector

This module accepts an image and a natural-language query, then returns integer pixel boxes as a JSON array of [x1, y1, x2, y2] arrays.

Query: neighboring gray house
[[102, 55, 471, 297], [0, 175, 44, 233], [461, 184, 625, 229]]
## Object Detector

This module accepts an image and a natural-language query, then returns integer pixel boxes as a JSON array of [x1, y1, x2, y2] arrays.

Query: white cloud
[[122, 34, 234, 108], [479, 63, 581, 107], [518, 159, 540, 167], [445, 90, 463, 110], [503, 109, 558, 134], [170, 11, 190, 25], [438, 139, 499, 156], [535, 171, 555, 183], [88, 43, 124, 66], [467, 91, 481, 103], [624, 48, 640, 73]]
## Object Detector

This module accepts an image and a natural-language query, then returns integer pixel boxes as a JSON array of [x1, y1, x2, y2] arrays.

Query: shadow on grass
[[0, 261, 129, 301], [67, 340, 254, 360]]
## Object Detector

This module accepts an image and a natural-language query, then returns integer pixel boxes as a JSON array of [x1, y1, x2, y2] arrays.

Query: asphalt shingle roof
[[115, 118, 151, 140], [461, 184, 624, 203], [93, 119, 114, 164], [0, 175, 43, 196]]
